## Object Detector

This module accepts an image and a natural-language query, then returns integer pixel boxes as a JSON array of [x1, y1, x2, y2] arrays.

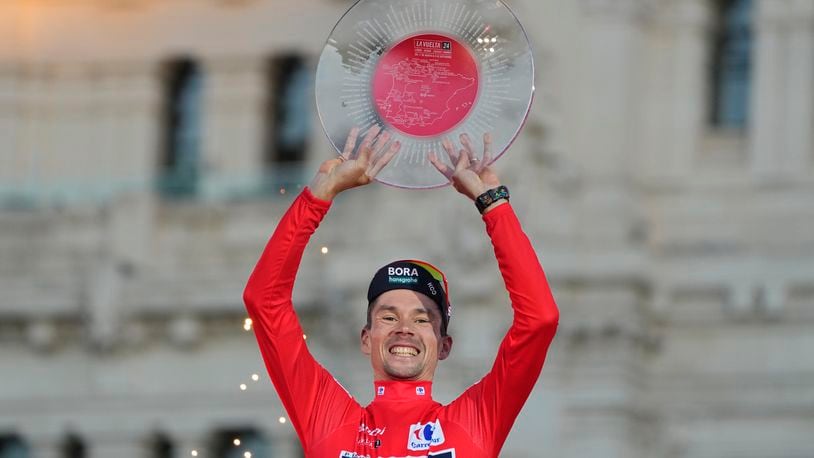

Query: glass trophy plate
[[316, 0, 534, 189]]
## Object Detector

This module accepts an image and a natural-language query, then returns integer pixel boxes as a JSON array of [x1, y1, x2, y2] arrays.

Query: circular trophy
[[316, 0, 534, 189]]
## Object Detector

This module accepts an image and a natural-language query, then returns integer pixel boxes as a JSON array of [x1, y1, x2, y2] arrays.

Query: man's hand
[[429, 133, 504, 212], [310, 126, 401, 201]]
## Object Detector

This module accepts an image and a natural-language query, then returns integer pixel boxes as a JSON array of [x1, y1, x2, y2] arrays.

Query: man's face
[[361, 289, 453, 381]]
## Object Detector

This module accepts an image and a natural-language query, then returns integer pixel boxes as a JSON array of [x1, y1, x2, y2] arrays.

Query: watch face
[[316, 0, 535, 189]]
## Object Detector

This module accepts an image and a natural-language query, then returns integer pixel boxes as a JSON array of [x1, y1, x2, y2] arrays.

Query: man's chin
[[383, 364, 423, 380]]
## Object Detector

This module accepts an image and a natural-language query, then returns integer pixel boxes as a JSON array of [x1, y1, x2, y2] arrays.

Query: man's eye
[[382, 316, 397, 322], [416, 318, 430, 324]]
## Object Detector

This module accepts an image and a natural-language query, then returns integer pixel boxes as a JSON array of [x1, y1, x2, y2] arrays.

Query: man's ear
[[360, 327, 371, 356], [438, 335, 453, 361]]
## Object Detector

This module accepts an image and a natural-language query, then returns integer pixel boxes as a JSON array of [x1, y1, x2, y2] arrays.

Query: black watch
[[475, 185, 510, 214]]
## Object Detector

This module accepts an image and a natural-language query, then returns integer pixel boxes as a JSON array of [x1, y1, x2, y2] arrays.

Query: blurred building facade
[[1, 0, 813, 457]]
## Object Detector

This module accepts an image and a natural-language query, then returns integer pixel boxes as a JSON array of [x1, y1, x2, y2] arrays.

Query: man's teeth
[[390, 346, 418, 356]]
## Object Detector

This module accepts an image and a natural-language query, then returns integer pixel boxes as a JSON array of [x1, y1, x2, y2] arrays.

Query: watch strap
[[475, 185, 510, 214]]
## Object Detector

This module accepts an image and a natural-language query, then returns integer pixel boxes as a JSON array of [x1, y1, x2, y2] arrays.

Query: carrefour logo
[[407, 420, 445, 451]]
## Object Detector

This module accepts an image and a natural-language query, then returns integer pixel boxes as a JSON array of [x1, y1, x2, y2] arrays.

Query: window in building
[[62, 434, 86, 458], [212, 428, 269, 458], [159, 58, 204, 197], [264, 54, 312, 191], [709, 0, 753, 129], [0, 434, 28, 458]]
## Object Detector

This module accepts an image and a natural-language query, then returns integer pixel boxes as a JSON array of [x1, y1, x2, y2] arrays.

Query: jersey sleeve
[[243, 188, 359, 452], [447, 202, 560, 455]]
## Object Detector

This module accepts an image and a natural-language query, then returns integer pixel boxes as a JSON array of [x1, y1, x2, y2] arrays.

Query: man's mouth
[[389, 345, 419, 357]]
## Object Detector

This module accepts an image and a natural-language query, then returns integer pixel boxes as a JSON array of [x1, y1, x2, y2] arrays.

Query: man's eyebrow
[[375, 304, 434, 315], [375, 304, 399, 314]]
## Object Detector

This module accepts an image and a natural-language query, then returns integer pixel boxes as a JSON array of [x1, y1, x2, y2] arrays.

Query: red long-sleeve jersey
[[243, 188, 559, 457]]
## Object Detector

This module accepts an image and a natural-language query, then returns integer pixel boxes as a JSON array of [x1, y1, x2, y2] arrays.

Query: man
[[243, 126, 559, 457]]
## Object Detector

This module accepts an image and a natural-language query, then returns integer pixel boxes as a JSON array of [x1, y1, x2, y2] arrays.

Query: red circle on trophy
[[316, 0, 535, 189], [372, 33, 479, 137]]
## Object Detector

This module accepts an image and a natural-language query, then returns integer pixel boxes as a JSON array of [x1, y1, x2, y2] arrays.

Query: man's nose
[[395, 324, 415, 335]]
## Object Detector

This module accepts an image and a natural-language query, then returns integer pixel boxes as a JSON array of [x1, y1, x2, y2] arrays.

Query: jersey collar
[[373, 381, 433, 402]]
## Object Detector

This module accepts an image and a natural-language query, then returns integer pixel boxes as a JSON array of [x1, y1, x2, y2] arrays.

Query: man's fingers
[[461, 132, 490, 172], [442, 137, 459, 164], [368, 140, 401, 177], [362, 128, 390, 165], [455, 147, 470, 171], [341, 127, 360, 160], [429, 151, 453, 179], [482, 132, 492, 159], [478, 155, 492, 174], [355, 125, 382, 161], [370, 131, 392, 156], [365, 130, 392, 173], [480, 132, 492, 172], [460, 133, 475, 159]]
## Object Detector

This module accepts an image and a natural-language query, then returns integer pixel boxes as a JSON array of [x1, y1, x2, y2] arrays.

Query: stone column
[[90, 61, 162, 199], [638, 1, 708, 184], [49, 64, 93, 196], [86, 255, 123, 351], [749, 0, 783, 178], [108, 189, 155, 273], [87, 161, 155, 350], [574, 0, 644, 178], [752, 0, 814, 180], [131, 65, 163, 192], [16, 63, 47, 200], [572, 0, 648, 244], [781, 1, 814, 178], [0, 64, 17, 188], [665, 0, 708, 181], [554, 284, 655, 458], [201, 57, 266, 200]]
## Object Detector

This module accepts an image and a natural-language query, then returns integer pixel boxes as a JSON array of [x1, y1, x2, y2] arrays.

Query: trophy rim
[[315, 0, 536, 190]]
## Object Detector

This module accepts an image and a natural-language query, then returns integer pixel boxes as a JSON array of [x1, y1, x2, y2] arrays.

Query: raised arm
[[472, 200, 559, 453], [243, 126, 400, 449], [432, 133, 560, 454]]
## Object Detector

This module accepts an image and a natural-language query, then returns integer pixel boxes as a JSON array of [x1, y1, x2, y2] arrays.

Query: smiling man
[[363, 261, 453, 382], [243, 127, 559, 457]]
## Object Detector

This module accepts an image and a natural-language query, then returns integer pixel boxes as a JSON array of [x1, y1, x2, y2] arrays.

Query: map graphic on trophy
[[315, 0, 535, 188]]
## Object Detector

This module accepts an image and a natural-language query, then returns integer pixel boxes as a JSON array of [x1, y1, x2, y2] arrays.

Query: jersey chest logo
[[407, 420, 446, 451], [339, 450, 454, 458]]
